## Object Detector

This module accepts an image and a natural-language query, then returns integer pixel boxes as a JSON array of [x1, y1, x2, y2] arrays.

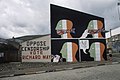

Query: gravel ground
[[1, 63, 120, 80], [0, 62, 75, 72], [0, 53, 119, 78]]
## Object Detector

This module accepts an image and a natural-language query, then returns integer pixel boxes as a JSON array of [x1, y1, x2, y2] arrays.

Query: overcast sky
[[0, 0, 120, 39]]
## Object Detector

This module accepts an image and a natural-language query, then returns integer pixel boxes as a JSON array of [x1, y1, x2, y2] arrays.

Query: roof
[[0, 38, 19, 50], [0, 34, 50, 50], [0, 38, 8, 44], [14, 34, 50, 42]]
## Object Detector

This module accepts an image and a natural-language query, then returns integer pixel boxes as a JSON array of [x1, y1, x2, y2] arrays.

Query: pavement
[[0, 53, 120, 78]]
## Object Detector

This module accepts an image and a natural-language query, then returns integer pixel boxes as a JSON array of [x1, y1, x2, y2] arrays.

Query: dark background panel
[[51, 39, 80, 61], [51, 4, 105, 38], [80, 39, 107, 61]]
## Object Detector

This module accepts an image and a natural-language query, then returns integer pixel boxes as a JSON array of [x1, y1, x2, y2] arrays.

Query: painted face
[[88, 42, 105, 61], [87, 20, 104, 38], [60, 42, 78, 62], [55, 19, 74, 38]]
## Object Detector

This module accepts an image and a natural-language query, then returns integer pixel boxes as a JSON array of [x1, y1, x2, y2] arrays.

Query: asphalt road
[[1, 63, 120, 80]]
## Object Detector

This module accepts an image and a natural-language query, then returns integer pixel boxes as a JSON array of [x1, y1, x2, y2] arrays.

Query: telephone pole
[[118, 0, 120, 20]]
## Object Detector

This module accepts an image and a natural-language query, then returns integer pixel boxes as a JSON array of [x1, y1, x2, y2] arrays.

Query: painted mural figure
[[80, 40, 105, 61], [60, 42, 78, 62], [55, 19, 104, 39], [52, 42, 78, 62], [55, 19, 75, 38], [81, 20, 104, 38], [89, 42, 105, 61]]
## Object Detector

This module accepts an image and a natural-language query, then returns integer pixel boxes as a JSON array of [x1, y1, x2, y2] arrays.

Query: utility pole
[[118, 0, 120, 20], [109, 29, 113, 61], [110, 29, 112, 49]]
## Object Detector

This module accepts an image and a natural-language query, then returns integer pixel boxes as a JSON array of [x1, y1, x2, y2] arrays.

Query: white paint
[[80, 29, 89, 38], [79, 40, 89, 54], [67, 42, 73, 62], [95, 42, 101, 61], [93, 20, 99, 38], [62, 20, 67, 38], [21, 35, 51, 62]]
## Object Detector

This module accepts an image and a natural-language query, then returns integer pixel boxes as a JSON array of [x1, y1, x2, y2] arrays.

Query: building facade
[[106, 34, 120, 53], [21, 34, 51, 62], [51, 4, 107, 62]]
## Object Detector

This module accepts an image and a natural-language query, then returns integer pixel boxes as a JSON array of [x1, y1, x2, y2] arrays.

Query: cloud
[[0, 0, 120, 38], [0, 0, 50, 39]]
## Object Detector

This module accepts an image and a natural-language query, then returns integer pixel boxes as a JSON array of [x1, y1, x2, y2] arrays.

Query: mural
[[51, 4, 107, 62], [51, 39, 79, 62], [81, 20, 105, 38], [79, 39, 107, 61], [51, 4, 105, 39]]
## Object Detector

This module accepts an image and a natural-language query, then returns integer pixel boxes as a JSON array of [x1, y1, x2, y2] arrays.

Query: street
[[1, 63, 120, 80]]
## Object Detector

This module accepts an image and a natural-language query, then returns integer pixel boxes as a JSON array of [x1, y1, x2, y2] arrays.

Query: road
[[1, 63, 120, 80]]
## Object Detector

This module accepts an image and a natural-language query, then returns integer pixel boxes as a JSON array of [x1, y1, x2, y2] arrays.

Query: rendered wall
[[21, 35, 51, 62]]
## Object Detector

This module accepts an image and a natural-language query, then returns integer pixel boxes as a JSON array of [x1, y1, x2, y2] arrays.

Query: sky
[[0, 0, 120, 39]]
